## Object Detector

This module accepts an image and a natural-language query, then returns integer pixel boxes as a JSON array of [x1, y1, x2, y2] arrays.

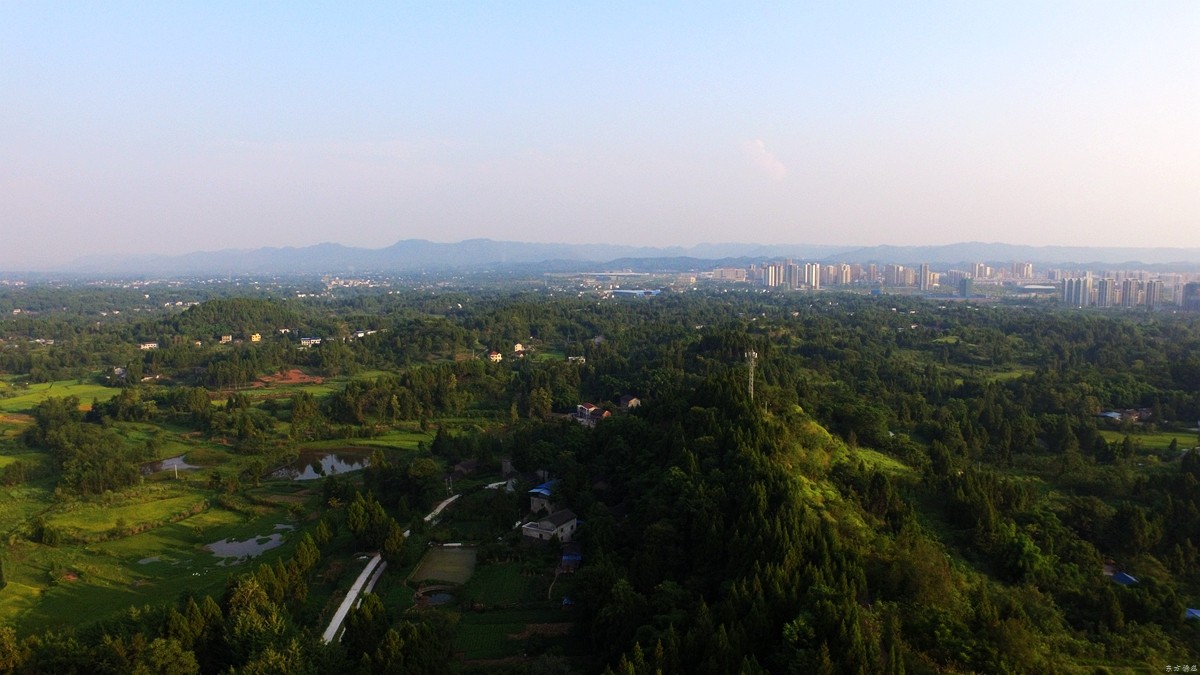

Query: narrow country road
[[321, 553, 382, 643], [322, 493, 461, 642]]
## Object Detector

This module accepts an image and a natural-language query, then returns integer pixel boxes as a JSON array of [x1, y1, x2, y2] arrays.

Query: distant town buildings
[[1062, 276, 1092, 308], [698, 257, 1195, 312], [1184, 283, 1200, 312]]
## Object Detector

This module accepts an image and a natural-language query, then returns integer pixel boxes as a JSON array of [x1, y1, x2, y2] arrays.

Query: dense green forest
[[0, 281, 1198, 673]]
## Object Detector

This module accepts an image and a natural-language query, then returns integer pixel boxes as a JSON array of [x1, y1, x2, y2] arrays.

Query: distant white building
[[521, 509, 578, 543]]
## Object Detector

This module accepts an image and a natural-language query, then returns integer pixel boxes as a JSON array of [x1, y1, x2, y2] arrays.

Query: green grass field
[[530, 349, 565, 363], [302, 428, 431, 452], [46, 493, 208, 538], [409, 547, 478, 585], [985, 368, 1035, 382], [0, 380, 121, 413], [454, 607, 573, 660], [1098, 429, 1199, 453], [454, 621, 526, 659], [845, 447, 915, 476], [0, 483, 54, 537], [459, 563, 535, 606]]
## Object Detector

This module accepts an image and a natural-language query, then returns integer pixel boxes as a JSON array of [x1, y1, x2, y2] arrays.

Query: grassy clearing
[[459, 563, 535, 606], [353, 370, 393, 381], [454, 621, 526, 659], [46, 494, 208, 537], [299, 428, 432, 452], [242, 381, 340, 399], [409, 547, 478, 586], [845, 446, 914, 476], [1098, 429, 1199, 453], [0, 380, 121, 413], [455, 607, 572, 659], [0, 484, 53, 536], [985, 368, 1034, 382], [111, 422, 202, 459]]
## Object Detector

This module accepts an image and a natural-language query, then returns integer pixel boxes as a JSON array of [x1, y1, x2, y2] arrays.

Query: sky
[[1, 2, 1197, 269]]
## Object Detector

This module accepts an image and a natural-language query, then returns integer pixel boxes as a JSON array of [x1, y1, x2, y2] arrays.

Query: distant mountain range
[[50, 239, 1200, 276]]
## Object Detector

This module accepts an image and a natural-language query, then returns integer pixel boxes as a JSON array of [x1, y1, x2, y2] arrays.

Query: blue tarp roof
[[528, 479, 559, 497], [1186, 608, 1200, 620], [1111, 572, 1139, 586]]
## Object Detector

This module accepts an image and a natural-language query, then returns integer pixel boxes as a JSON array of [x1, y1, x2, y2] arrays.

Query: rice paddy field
[[0, 414, 320, 633], [2, 505, 303, 632], [0, 368, 471, 641]]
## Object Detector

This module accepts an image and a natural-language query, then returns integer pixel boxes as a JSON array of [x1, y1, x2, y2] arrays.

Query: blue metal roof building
[[1111, 572, 1138, 586]]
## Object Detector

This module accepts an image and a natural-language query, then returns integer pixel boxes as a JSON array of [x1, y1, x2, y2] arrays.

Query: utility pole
[[746, 350, 757, 403]]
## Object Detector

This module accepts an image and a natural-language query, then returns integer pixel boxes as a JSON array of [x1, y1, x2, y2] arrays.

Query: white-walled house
[[521, 509, 578, 543]]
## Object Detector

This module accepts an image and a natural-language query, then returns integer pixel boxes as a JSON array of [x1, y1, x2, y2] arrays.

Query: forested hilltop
[[0, 283, 1198, 674]]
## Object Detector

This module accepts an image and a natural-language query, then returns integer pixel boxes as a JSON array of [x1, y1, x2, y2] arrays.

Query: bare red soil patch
[[258, 369, 323, 386], [0, 412, 33, 425]]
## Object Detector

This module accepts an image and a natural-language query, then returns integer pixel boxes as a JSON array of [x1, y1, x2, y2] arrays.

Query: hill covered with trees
[[0, 283, 1197, 673]]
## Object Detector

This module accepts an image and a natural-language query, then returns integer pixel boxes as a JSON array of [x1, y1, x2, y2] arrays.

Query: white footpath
[[358, 560, 388, 605], [323, 493, 462, 642], [321, 553, 382, 643]]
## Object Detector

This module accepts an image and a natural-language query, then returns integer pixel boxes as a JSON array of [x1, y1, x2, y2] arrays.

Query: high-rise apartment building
[[1121, 279, 1142, 308], [1145, 280, 1163, 309], [804, 263, 821, 290], [1011, 262, 1033, 279], [1096, 279, 1116, 308], [1062, 276, 1092, 307], [1182, 283, 1200, 311], [785, 262, 800, 289]]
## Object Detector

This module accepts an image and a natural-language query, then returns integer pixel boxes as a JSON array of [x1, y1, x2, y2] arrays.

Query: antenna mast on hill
[[746, 350, 757, 403]]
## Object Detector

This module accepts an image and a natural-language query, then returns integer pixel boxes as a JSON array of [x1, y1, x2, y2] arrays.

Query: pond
[[269, 449, 371, 481], [141, 454, 200, 475], [424, 592, 455, 606], [207, 524, 293, 565]]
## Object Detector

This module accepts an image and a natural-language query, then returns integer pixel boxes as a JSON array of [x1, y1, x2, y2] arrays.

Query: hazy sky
[[2, 2, 1197, 268]]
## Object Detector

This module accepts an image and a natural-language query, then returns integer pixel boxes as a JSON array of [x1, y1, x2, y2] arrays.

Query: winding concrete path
[[323, 493, 461, 642], [321, 554, 382, 643], [359, 560, 388, 603]]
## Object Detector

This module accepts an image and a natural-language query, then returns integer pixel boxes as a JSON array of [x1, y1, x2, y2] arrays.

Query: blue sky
[[2, 2, 1197, 268]]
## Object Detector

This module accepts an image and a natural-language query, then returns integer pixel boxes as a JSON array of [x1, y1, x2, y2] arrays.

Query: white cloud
[[741, 138, 787, 181]]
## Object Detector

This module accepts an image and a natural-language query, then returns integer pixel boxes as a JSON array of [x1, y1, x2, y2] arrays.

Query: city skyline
[[2, 2, 1197, 269]]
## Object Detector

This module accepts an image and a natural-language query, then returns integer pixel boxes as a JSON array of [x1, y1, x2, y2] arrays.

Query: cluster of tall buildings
[[709, 260, 1036, 293], [707, 259, 1200, 312], [1060, 274, 1200, 310]]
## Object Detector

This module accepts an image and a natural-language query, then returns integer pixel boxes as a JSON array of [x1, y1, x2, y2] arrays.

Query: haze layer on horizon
[[2, 2, 1197, 269]]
